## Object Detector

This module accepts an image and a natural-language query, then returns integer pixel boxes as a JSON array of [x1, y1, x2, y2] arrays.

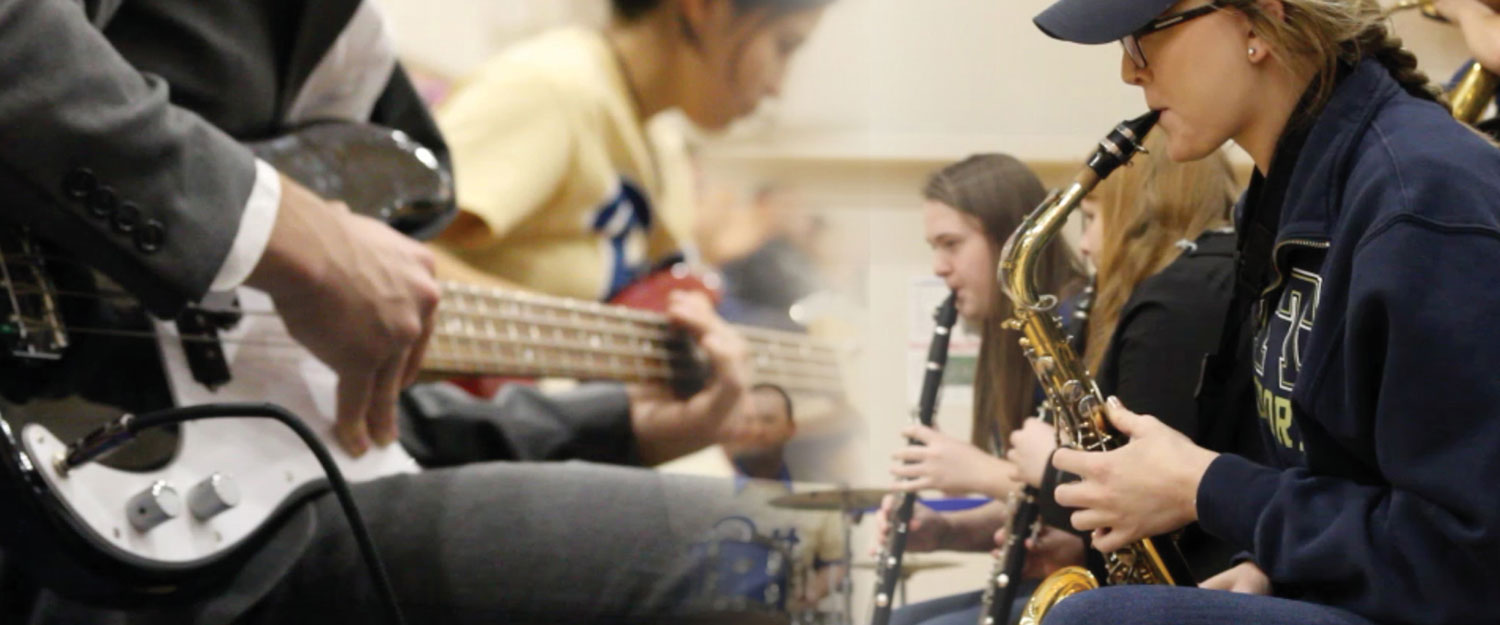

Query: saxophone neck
[[999, 112, 1158, 313], [999, 177, 1098, 312]]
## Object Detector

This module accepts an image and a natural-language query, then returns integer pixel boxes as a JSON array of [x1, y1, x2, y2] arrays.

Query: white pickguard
[[21, 287, 419, 567]]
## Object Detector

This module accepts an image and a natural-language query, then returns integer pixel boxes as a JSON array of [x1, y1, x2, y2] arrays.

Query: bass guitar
[[0, 123, 845, 604]]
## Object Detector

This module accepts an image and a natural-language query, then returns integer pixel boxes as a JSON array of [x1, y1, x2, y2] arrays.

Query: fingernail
[[346, 437, 369, 458], [1107, 396, 1122, 408]]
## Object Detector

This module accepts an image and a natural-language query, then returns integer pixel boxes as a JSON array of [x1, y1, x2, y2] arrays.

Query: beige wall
[[376, 0, 1470, 160]]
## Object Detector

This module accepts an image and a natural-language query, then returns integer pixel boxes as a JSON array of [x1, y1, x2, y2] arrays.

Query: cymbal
[[768, 488, 888, 511], [850, 558, 961, 573]]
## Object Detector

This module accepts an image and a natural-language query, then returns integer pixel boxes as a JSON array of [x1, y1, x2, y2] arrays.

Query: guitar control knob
[[188, 474, 240, 521], [127, 481, 181, 532]]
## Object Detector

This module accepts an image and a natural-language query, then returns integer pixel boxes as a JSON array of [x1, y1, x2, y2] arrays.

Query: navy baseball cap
[[1034, 0, 1182, 44]]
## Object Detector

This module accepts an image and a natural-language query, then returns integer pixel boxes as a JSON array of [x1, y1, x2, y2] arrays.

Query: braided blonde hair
[[1083, 131, 1238, 374], [1217, 0, 1444, 110]]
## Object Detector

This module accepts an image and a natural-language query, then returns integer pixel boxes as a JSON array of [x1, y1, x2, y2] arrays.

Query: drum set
[[686, 487, 965, 625]]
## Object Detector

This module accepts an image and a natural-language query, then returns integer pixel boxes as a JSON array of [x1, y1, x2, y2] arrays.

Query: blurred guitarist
[[432, 0, 833, 303], [419, 0, 838, 456], [0, 1, 823, 624]]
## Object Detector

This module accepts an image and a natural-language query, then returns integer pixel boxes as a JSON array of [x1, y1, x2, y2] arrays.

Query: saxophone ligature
[[996, 112, 1195, 625], [870, 292, 959, 625]]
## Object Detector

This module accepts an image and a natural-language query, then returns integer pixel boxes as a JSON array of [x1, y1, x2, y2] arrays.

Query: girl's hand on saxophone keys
[[891, 425, 1023, 498], [1050, 396, 1219, 554]]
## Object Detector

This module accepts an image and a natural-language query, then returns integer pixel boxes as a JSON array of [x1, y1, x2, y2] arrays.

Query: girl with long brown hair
[[874, 153, 1083, 625], [880, 139, 1246, 624], [926, 154, 1084, 460]]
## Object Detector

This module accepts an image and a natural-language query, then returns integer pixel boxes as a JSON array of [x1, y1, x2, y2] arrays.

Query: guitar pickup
[[174, 292, 241, 389]]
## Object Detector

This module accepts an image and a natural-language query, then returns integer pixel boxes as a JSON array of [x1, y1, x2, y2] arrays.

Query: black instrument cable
[[59, 402, 408, 625]]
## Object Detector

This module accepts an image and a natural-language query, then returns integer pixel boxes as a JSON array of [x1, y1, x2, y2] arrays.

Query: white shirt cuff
[[209, 158, 281, 291]]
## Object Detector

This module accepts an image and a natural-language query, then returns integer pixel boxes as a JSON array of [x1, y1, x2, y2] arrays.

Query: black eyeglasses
[[1121, 3, 1223, 69]]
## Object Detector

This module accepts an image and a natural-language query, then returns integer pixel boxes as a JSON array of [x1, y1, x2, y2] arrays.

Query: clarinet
[[978, 285, 1093, 625], [871, 292, 959, 625]]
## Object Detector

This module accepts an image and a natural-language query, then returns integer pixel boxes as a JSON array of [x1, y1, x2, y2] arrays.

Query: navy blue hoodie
[[1195, 58, 1500, 625]]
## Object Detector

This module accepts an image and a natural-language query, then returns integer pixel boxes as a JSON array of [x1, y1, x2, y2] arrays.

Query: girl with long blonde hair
[[1007, 130, 1252, 589]]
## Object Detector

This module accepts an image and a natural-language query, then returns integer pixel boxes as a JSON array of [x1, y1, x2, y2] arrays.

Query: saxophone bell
[[1448, 61, 1499, 124]]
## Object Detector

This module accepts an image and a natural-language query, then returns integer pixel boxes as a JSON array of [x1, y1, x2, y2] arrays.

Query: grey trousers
[[28, 462, 787, 625], [21, 383, 790, 624], [253, 461, 781, 624]]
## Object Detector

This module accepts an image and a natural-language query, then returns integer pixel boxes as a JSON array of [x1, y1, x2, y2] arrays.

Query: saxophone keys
[[1076, 393, 1101, 419], [996, 572, 1011, 588], [1062, 380, 1084, 403], [875, 592, 891, 608]]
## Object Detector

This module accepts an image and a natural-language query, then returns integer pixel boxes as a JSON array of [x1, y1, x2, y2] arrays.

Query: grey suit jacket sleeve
[[0, 0, 258, 316]]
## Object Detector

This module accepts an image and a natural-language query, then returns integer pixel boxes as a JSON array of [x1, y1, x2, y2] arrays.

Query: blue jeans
[[892, 581, 1038, 625], [1042, 586, 1377, 625], [890, 590, 982, 625]]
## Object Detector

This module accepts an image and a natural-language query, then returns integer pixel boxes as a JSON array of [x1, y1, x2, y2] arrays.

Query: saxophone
[[996, 112, 1195, 625]]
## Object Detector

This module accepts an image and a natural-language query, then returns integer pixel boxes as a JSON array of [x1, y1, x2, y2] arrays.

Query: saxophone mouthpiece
[[1087, 111, 1161, 179], [1119, 110, 1161, 150]]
